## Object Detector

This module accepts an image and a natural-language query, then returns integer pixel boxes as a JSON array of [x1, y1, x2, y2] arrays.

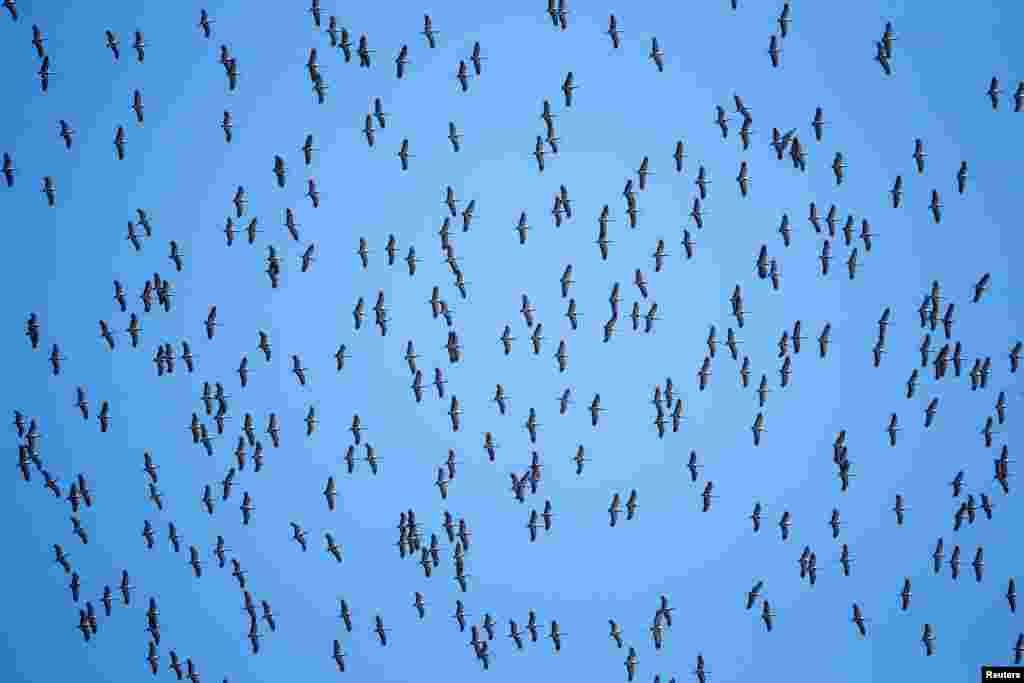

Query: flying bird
[[768, 35, 781, 68], [649, 37, 665, 72]]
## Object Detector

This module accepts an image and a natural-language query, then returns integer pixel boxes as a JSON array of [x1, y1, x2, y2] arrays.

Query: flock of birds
[[4, 1, 1024, 682]]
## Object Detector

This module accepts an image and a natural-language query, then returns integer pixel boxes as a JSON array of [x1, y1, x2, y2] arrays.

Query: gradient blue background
[[3, 1, 1022, 681]]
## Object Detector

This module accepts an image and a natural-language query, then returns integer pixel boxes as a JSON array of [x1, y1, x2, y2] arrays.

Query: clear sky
[[2, 1, 1022, 682]]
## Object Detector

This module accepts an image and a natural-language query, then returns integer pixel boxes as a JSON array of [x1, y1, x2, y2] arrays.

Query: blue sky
[[3, 1, 1023, 681]]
